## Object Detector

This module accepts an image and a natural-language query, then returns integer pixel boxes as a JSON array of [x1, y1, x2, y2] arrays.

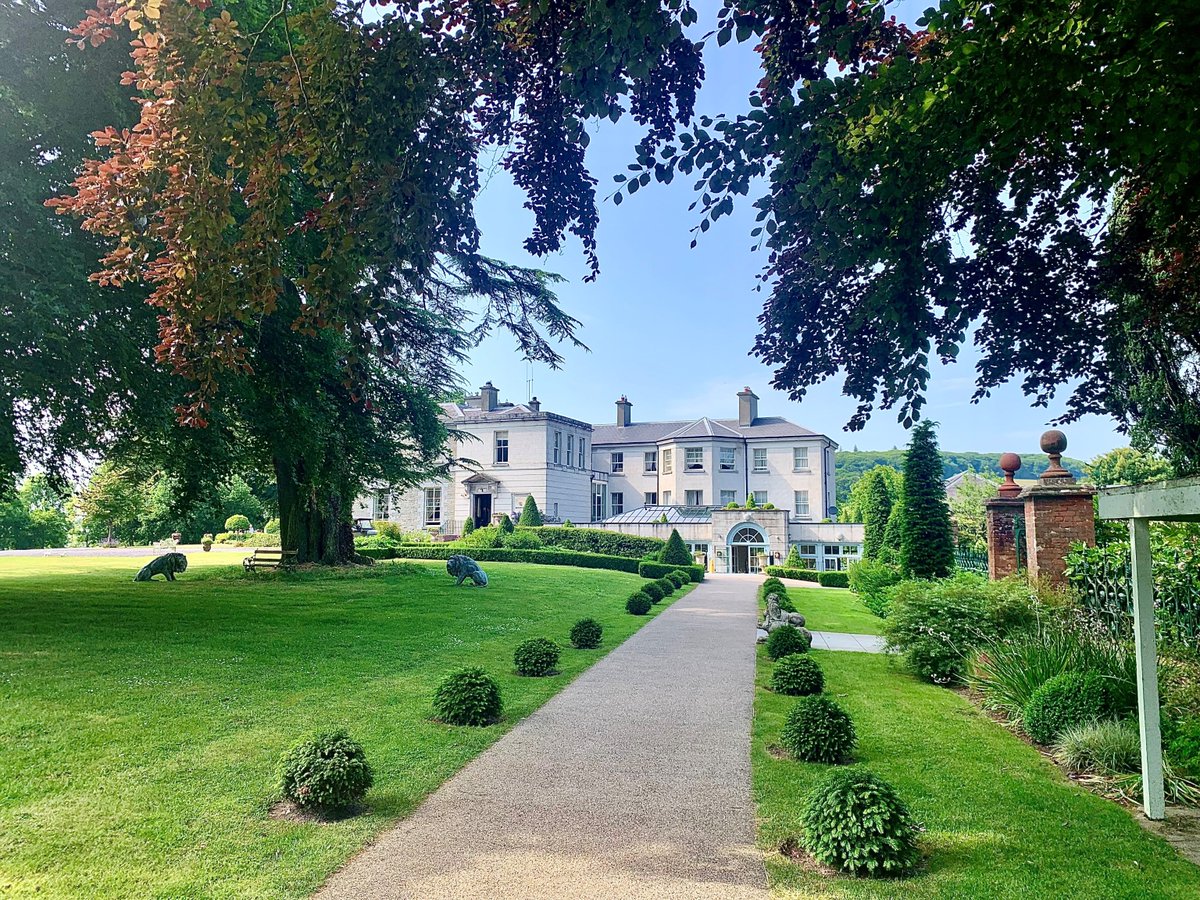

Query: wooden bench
[[243, 548, 296, 572]]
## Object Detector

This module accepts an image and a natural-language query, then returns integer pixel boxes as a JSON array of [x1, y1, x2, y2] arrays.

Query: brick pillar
[[986, 497, 1025, 580], [1022, 484, 1096, 587]]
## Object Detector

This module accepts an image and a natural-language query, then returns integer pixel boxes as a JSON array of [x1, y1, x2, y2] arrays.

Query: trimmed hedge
[[818, 571, 851, 588], [639, 560, 704, 582], [1024, 671, 1109, 745], [523, 527, 665, 559], [765, 565, 820, 583], [383, 545, 640, 573]]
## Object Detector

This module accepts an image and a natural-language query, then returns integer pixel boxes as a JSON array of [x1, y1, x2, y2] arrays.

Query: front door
[[472, 493, 492, 529], [732, 544, 750, 574]]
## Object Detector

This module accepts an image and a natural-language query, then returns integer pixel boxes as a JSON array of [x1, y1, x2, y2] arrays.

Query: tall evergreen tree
[[862, 475, 893, 560], [899, 422, 955, 579], [518, 495, 543, 527]]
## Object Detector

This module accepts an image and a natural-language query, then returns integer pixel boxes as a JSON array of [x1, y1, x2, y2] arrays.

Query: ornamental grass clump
[[569, 617, 603, 649], [781, 694, 857, 763], [1053, 719, 1141, 775], [513, 638, 560, 677], [1023, 671, 1109, 745], [767, 624, 811, 660], [772, 654, 824, 696], [802, 767, 920, 877], [641, 581, 665, 603], [433, 667, 503, 726], [278, 729, 373, 814], [626, 591, 652, 615]]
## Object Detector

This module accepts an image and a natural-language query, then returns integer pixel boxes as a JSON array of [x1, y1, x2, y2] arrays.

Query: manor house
[[353, 382, 863, 574]]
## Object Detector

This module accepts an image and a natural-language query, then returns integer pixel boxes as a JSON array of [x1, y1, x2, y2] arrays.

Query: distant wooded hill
[[834, 450, 1087, 507]]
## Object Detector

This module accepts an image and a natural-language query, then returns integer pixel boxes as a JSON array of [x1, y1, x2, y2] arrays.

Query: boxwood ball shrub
[[767, 624, 811, 660], [655, 577, 676, 596], [641, 581, 665, 603], [668, 570, 688, 586], [278, 729, 374, 813], [802, 767, 920, 877], [514, 638, 560, 677], [772, 654, 825, 696], [433, 667, 503, 726], [569, 618, 603, 649], [626, 591, 653, 615], [781, 694, 857, 763], [761, 576, 787, 598], [1023, 670, 1109, 745]]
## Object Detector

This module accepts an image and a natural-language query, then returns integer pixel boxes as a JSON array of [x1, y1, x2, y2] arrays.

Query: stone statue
[[757, 594, 810, 643], [134, 552, 188, 582], [447, 554, 488, 587]]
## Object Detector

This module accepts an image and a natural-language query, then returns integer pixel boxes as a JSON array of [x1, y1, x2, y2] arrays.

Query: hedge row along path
[[316, 574, 768, 899]]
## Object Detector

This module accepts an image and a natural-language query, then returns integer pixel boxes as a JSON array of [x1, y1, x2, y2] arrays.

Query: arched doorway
[[728, 523, 768, 574]]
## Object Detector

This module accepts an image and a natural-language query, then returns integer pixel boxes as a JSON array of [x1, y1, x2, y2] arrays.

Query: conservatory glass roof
[[602, 505, 713, 525]]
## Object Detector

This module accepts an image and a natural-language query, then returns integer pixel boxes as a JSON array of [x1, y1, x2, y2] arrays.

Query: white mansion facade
[[353, 382, 863, 573]]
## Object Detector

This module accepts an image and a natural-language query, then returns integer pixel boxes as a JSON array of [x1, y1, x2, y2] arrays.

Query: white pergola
[[1098, 475, 1200, 820]]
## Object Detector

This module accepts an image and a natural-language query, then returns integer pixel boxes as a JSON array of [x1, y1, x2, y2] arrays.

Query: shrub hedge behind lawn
[[764, 566, 819, 583], [638, 560, 705, 582], [375, 545, 640, 573], [521, 527, 665, 559]]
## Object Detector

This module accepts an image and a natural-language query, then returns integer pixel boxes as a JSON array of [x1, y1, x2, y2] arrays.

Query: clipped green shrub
[[514, 638, 560, 677], [518, 495, 544, 527], [224, 514, 251, 534], [784, 544, 805, 568], [639, 560, 704, 581], [662, 528, 692, 565], [374, 520, 403, 540], [668, 570, 688, 586], [459, 525, 503, 548], [1023, 671, 1109, 745], [498, 514, 514, 534], [461, 517, 475, 535], [761, 576, 787, 598], [655, 577, 676, 596], [765, 565, 820, 583], [802, 767, 920, 876], [278, 729, 373, 813], [433, 667, 503, 726], [500, 530, 544, 550], [1053, 719, 1141, 775], [264, 518, 280, 535], [626, 591, 652, 615], [767, 624, 812, 660], [1168, 716, 1200, 779], [781, 694, 857, 763], [772, 654, 824, 696], [642, 581, 665, 603], [819, 571, 851, 588], [569, 618, 603, 649]]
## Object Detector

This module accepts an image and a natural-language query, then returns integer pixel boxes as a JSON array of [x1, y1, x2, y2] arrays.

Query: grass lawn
[[0, 554, 677, 899], [782, 586, 882, 636], [754, 649, 1200, 898]]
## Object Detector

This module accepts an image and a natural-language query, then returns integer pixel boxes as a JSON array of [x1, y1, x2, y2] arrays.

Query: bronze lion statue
[[446, 554, 488, 586], [134, 552, 189, 582]]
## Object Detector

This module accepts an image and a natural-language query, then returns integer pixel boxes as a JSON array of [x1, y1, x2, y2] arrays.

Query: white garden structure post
[[1098, 475, 1200, 821]]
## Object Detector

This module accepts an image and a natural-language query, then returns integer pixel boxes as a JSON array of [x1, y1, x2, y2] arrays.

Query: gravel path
[[316, 574, 768, 900]]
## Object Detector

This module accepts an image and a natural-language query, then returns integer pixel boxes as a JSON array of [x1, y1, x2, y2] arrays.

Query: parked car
[[352, 519, 378, 536]]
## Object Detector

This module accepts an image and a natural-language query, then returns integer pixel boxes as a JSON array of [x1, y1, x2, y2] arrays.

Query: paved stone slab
[[316, 574, 768, 900], [810, 630, 886, 653]]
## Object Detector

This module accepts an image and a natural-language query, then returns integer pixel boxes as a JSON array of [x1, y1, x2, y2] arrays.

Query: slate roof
[[592, 416, 825, 446]]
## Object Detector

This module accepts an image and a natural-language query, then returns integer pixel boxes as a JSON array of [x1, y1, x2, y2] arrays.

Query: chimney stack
[[479, 381, 499, 412], [737, 386, 759, 427], [616, 395, 632, 427], [528, 396, 541, 413]]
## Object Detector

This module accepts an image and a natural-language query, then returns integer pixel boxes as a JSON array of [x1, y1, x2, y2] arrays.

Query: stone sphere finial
[[1040, 429, 1067, 455], [997, 452, 1022, 498], [1039, 429, 1072, 482]]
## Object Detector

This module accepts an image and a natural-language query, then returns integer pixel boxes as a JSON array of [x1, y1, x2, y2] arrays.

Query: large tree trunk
[[274, 455, 356, 565]]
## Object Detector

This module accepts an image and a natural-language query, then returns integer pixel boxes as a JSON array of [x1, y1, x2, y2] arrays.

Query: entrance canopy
[[1098, 475, 1200, 820]]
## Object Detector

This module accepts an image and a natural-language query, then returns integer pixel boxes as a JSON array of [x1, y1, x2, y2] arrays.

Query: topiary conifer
[[899, 421, 954, 579], [518, 494, 544, 527]]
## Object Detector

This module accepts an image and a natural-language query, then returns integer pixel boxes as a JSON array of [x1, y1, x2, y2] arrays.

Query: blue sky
[[461, 1, 1125, 462]]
